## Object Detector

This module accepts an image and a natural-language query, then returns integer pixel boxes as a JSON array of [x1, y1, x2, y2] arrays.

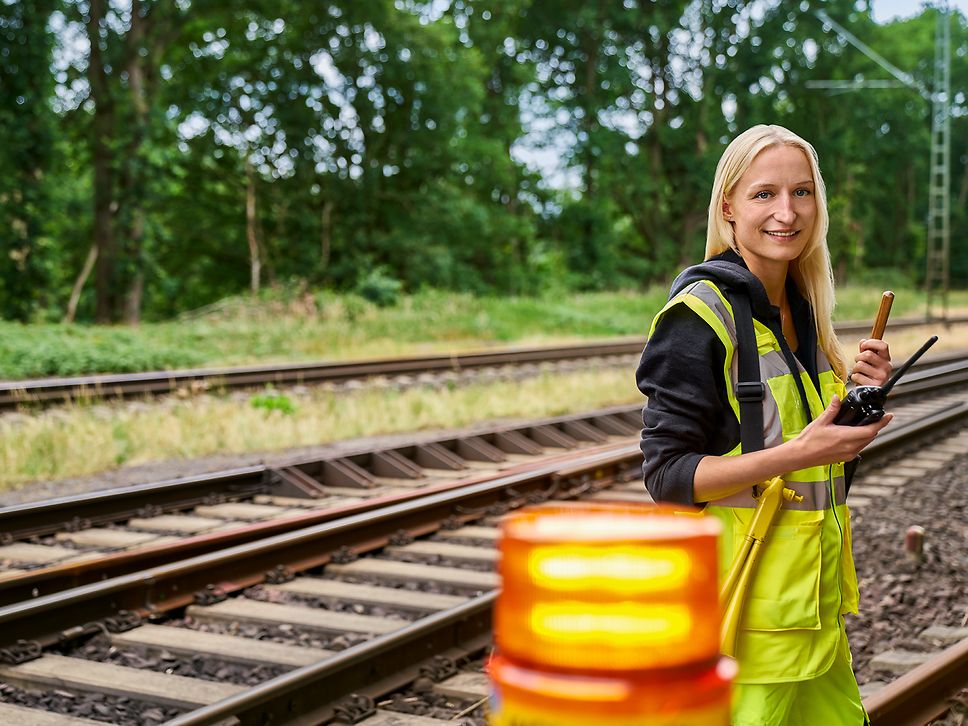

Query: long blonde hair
[[705, 124, 848, 380]]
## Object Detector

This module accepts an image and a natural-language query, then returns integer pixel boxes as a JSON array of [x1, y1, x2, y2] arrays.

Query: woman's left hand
[[850, 339, 892, 387]]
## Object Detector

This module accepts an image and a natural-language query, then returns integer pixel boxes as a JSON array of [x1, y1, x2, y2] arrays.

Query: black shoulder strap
[[728, 292, 765, 454]]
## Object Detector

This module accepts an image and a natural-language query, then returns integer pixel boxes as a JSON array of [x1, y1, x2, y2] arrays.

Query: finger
[[821, 395, 841, 420], [857, 412, 893, 434], [875, 412, 894, 430], [854, 350, 888, 367], [859, 339, 890, 355]]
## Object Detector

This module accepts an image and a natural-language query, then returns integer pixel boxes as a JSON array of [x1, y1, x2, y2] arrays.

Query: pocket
[[730, 509, 823, 631]]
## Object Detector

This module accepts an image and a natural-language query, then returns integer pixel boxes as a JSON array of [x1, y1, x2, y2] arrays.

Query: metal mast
[[809, 4, 951, 320], [926, 3, 952, 319]]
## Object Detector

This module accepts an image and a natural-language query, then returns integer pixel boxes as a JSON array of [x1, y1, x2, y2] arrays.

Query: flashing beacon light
[[489, 502, 733, 726]]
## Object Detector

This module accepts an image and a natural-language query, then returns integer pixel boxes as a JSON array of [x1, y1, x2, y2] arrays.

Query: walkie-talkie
[[834, 335, 938, 426]]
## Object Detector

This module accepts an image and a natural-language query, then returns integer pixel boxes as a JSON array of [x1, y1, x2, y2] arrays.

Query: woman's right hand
[[786, 395, 893, 469]]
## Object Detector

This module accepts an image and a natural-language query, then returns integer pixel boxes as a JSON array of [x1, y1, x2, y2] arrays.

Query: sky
[[872, 0, 968, 22]]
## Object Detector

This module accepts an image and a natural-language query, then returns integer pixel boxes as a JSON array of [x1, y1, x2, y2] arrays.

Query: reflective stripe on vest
[[648, 279, 860, 683]]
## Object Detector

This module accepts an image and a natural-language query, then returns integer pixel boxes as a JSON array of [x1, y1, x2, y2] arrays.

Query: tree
[[0, 0, 58, 321]]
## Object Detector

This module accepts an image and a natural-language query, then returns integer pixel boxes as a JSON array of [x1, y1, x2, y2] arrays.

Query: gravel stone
[[847, 443, 968, 686]]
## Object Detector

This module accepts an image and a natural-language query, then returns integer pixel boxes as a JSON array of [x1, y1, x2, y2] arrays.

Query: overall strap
[[728, 291, 765, 454]]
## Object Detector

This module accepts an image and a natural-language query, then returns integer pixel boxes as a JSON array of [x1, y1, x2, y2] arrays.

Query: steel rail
[[0, 404, 643, 543], [0, 376, 964, 605], [165, 593, 496, 726], [864, 636, 968, 725], [0, 444, 639, 648], [0, 466, 267, 544], [2, 398, 965, 646], [1, 316, 965, 409], [0, 339, 644, 409], [0, 406, 965, 722], [0, 438, 628, 606], [2, 357, 961, 544]]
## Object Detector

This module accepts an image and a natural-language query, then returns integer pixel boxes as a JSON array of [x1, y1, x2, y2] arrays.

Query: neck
[[744, 258, 788, 307]]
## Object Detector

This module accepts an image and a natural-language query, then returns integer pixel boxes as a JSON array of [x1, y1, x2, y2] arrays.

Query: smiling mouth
[[766, 230, 799, 238]]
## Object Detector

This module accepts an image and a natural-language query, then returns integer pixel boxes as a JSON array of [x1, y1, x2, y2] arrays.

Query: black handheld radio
[[833, 335, 938, 426]]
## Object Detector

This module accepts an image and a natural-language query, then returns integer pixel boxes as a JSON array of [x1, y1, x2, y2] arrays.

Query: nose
[[772, 193, 796, 225]]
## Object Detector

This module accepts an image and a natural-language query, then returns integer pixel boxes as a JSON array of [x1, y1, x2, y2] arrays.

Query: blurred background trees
[[0, 0, 965, 322]]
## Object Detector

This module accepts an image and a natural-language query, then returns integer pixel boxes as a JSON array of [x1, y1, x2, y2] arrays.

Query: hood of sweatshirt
[[669, 249, 785, 323]]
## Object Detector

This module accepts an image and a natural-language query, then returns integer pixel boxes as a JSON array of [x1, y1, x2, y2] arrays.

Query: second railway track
[[3, 315, 967, 411], [0, 351, 966, 724], [0, 398, 966, 724], [2, 354, 967, 604]]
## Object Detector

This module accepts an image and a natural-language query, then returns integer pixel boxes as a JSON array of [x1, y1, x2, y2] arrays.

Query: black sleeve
[[635, 304, 731, 506]]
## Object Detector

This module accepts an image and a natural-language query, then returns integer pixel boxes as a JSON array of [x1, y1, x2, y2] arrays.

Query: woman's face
[[723, 144, 817, 274]]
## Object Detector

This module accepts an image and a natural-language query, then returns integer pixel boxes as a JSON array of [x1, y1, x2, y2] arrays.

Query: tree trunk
[[123, 272, 144, 324], [120, 0, 149, 325], [320, 199, 333, 272], [958, 155, 968, 209], [245, 155, 261, 295], [86, 0, 116, 322], [64, 244, 99, 323], [122, 209, 145, 324]]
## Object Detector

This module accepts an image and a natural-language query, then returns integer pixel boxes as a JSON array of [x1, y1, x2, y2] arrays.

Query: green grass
[[2, 285, 966, 379]]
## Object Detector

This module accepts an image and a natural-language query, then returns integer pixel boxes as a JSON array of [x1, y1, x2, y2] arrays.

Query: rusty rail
[[0, 444, 639, 648], [2, 318, 966, 409], [865, 637, 968, 725]]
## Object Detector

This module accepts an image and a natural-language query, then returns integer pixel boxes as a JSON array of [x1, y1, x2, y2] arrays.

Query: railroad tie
[[53, 528, 170, 549], [325, 559, 499, 591], [125, 514, 224, 534], [0, 702, 102, 725], [193, 502, 299, 521], [0, 654, 245, 710], [383, 540, 498, 564], [433, 525, 499, 542], [185, 597, 405, 635], [432, 672, 490, 701], [109, 623, 333, 667], [270, 578, 467, 613], [344, 711, 458, 725]]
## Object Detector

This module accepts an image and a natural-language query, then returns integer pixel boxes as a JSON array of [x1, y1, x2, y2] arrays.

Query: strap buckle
[[736, 381, 766, 402]]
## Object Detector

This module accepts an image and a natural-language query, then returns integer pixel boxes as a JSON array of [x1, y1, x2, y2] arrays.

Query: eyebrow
[[747, 180, 815, 189]]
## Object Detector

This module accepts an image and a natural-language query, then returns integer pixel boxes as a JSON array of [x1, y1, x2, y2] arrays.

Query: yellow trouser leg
[[732, 632, 867, 726]]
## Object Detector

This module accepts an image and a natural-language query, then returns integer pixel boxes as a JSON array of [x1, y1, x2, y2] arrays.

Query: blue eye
[[794, 188, 811, 197], [754, 191, 771, 199]]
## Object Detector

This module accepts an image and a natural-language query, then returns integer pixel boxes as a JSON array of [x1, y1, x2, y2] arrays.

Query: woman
[[636, 124, 892, 725]]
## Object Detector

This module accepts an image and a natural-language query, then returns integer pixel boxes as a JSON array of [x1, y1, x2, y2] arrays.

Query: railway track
[[1, 355, 966, 605], [2, 316, 966, 410], [0, 403, 965, 724], [0, 356, 965, 723]]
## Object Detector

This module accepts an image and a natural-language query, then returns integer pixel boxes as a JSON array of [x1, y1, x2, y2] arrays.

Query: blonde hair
[[705, 124, 848, 380]]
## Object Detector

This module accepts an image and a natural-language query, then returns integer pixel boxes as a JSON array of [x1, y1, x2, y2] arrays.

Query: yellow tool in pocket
[[719, 476, 804, 658]]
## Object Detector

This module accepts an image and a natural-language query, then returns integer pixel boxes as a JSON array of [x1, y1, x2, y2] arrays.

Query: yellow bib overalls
[[650, 280, 867, 726]]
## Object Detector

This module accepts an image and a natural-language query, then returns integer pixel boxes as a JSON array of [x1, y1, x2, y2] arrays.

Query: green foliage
[[355, 268, 403, 307], [4, 284, 965, 378], [0, 1, 964, 324], [0, 323, 204, 378], [0, 0, 57, 321], [250, 390, 297, 416]]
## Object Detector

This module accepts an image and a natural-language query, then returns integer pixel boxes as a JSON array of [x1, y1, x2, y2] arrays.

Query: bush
[[250, 390, 297, 415], [355, 268, 403, 307], [0, 323, 205, 378]]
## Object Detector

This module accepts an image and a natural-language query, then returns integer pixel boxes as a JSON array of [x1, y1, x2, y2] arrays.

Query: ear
[[722, 198, 734, 221]]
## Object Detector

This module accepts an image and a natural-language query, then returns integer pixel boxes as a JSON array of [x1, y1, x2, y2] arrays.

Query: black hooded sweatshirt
[[635, 249, 843, 507]]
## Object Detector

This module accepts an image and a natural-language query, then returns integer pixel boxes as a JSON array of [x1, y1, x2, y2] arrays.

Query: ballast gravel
[[846, 444, 968, 688]]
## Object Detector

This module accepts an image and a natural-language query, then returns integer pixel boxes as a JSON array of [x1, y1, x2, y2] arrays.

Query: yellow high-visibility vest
[[649, 279, 860, 683]]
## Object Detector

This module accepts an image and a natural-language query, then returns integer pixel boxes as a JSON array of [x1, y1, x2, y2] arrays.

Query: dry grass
[[3, 319, 965, 494], [846, 320, 968, 362], [0, 369, 640, 492]]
